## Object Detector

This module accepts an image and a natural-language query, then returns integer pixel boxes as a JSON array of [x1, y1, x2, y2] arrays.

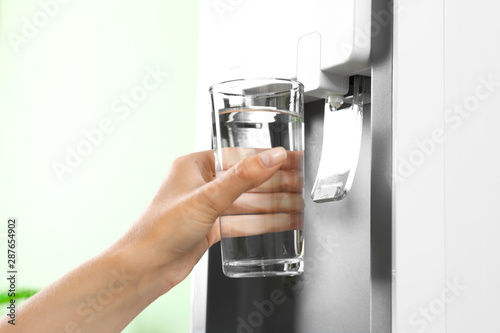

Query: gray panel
[[293, 99, 372, 333], [370, 0, 393, 332], [205, 243, 298, 333], [204, 98, 373, 333]]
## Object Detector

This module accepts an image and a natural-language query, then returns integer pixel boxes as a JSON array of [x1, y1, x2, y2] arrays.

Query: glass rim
[[209, 78, 304, 96]]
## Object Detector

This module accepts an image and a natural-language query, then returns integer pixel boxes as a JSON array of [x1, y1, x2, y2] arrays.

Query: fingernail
[[259, 147, 287, 168]]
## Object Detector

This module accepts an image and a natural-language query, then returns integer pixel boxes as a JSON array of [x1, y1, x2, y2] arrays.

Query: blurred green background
[[0, 0, 199, 331]]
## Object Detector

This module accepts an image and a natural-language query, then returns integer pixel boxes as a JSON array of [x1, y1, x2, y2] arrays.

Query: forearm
[[1, 244, 163, 333], [0, 148, 287, 332]]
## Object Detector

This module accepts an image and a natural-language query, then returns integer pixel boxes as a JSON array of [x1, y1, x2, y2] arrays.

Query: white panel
[[190, 253, 208, 333], [393, 1, 447, 333], [444, 1, 500, 332], [195, 0, 372, 159], [196, 0, 371, 91], [395, 0, 500, 332]]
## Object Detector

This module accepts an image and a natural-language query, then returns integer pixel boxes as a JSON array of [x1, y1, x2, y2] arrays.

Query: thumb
[[181, 147, 287, 234]]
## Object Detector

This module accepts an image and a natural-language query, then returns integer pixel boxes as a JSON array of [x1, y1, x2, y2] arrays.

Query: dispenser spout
[[327, 94, 345, 111]]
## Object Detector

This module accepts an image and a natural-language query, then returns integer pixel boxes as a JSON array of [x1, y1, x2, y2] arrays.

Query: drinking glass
[[210, 78, 305, 278]]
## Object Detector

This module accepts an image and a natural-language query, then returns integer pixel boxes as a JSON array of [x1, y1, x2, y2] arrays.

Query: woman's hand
[[115, 147, 293, 297], [1, 147, 296, 333]]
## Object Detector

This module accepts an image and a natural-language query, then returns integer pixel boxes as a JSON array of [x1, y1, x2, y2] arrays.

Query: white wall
[[0, 0, 199, 331]]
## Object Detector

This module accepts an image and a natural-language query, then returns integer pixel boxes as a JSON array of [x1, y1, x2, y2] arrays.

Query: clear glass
[[210, 78, 305, 278]]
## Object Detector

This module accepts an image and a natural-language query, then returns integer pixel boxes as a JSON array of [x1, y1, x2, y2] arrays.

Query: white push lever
[[311, 76, 365, 202]]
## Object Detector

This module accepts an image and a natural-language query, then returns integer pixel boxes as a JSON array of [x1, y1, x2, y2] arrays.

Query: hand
[[3, 147, 300, 333], [115, 147, 298, 297], [215, 147, 304, 239]]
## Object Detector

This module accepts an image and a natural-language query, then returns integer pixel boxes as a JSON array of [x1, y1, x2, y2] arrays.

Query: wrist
[[108, 226, 174, 301]]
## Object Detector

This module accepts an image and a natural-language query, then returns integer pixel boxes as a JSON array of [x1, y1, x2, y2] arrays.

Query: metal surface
[[294, 99, 373, 332], [370, 0, 393, 331]]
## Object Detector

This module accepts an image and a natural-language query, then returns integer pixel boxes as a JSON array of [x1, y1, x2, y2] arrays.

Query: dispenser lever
[[311, 76, 365, 203]]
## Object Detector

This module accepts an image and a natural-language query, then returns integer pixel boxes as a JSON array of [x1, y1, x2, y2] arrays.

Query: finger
[[216, 147, 260, 171], [279, 150, 303, 172], [220, 213, 303, 238], [161, 150, 216, 195], [217, 147, 303, 171], [248, 170, 303, 193], [194, 150, 217, 183], [181, 147, 288, 234], [217, 170, 303, 193], [223, 192, 304, 215]]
